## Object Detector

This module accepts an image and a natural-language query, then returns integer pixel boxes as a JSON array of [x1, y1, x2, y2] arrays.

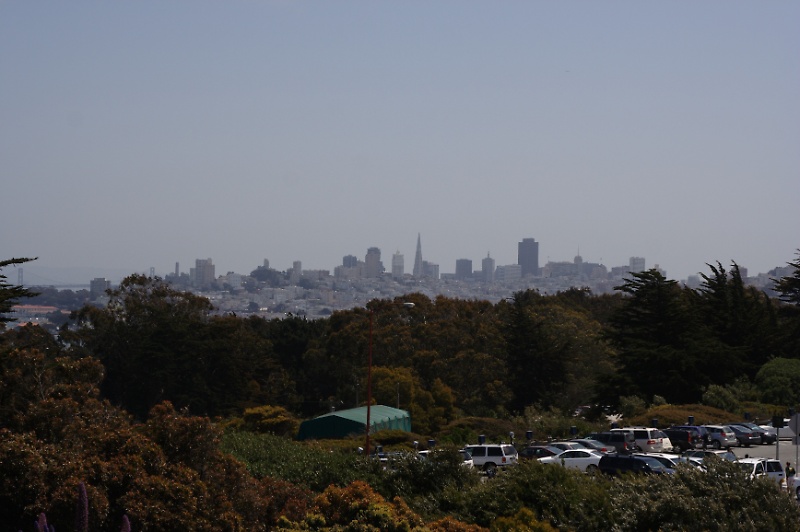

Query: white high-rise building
[[630, 257, 646, 273], [392, 251, 404, 279]]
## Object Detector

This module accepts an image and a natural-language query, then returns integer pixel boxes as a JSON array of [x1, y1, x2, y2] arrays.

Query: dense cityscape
[[13, 235, 794, 324]]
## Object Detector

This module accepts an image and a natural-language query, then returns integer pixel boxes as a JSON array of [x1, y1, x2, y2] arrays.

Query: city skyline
[[13, 232, 795, 288], [2, 3, 798, 286]]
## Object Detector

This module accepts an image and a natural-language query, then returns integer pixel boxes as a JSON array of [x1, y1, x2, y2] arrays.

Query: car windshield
[[637, 457, 667, 472]]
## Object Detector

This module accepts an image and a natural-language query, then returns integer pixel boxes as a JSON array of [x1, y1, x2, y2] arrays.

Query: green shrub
[[221, 431, 383, 492], [607, 457, 800, 531]]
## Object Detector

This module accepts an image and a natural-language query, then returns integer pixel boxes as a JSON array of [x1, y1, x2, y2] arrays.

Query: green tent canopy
[[297, 405, 411, 440]]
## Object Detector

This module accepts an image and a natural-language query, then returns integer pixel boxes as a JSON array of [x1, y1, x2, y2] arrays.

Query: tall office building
[[192, 258, 215, 288], [629, 257, 646, 273], [291, 261, 302, 283], [518, 238, 540, 277], [364, 247, 384, 278], [455, 259, 473, 280], [413, 233, 424, 278], [392, 251, 404, 279], [343, 255, 358, 268], [423, 261, 439, 279], [482, 253, 495, 283], [89, 278, 110, 300]]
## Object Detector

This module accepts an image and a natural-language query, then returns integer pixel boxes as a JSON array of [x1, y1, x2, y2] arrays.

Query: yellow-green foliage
[[307, 480, 425, 531], [627, 404, 735, 427], [241, 405, 300, 436], [492, 508, 557, 532], [738, 401, 789, 422]]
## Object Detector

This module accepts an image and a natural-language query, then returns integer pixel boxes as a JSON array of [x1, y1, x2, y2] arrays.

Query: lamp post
[[365, 309, 373, 456]]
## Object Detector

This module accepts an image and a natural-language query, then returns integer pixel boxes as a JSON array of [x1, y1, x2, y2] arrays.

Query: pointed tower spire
[[413, 233, 423, 278]]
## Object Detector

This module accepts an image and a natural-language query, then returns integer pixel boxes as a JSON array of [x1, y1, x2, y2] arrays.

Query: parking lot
[[731, 438, 800, 465]]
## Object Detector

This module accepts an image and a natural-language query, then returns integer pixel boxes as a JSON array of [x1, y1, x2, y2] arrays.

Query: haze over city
[[2, 2, 798, 286]]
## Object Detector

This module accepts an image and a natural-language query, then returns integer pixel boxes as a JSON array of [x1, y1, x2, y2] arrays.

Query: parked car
[[417, 448, 475, 468], [738, 457, 767, 480], [738, 457, 785, 485], [518, 445, 562, 460], [571, 438, 614, 454], [702, 425, 738, 449], [671, 425, 709, 446], [612, 427, 668, 452], [762, 418, 793, 440], [632, 452, 682, 473], [662, 428, 697, 452], [459, 449, 474, 468], [683, 449, 738, 462], [762, 458, 786, 486], [736, 422, 776, 444], [598, 454, 669, 475], [549, 441, 585, 452], [588, 431, 639, 453], [539, 449, 603, 472], [462, 444, 518, 473], [727, 424, 761, 447]]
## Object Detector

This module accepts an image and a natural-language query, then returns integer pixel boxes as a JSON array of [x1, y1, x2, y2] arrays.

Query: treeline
[[46, 255, 800, 432]]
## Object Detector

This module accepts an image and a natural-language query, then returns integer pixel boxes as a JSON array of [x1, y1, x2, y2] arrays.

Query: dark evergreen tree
[[0, 257, 38, 329], [692, 262, 779, 380], [774, 250, 800, 306], [503, 290, 569, 412], [70, 275, 210, 419], [773, 250, 800, 356], [603, 269, 705, 404]]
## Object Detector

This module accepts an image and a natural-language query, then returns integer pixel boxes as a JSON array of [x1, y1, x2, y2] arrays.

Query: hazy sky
[[2, 1, 798, 285]]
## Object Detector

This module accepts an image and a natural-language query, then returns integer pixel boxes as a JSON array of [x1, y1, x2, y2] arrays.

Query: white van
[[612, 427, 668, 453]]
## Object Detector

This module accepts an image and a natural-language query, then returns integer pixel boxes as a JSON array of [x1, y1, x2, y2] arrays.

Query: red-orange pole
[[365, 309, 373, 456]]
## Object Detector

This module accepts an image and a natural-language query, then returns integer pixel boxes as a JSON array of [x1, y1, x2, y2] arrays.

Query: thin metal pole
[[365, 309, 373, 456]]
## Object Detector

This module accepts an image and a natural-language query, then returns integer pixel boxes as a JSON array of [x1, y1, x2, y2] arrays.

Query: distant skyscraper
[[482, 253, 495, 283], [364, 247, 384, 278], [518, 238, 540, 277], [343, 255, 358, 268], [413, 233, 423, 278], [392, 251, 404, 279], [455, 259, 473, 280], [89, 277, 110, 300], [192, 258, 215, 287], [423, 261, 439, 279], [629, 257, 645, 273]]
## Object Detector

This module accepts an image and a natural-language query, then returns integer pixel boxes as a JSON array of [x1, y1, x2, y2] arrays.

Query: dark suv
[[598, 454, 668, 475], [662, 428, 697, 452]]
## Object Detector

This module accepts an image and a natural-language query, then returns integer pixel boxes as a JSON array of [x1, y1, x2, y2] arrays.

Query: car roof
[[636, 452, 680, 459], [738, 457, 765, 463]]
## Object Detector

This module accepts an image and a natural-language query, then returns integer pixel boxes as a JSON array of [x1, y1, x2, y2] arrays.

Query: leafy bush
[[443, 461, 613, 529], [627, 403, 734, 427], [702, 384, 741, 413], [436, 417, 517, 446], [607, 457, 800, 531], [240, 404, 300, 436], [221, 431, 384, 492], [511, 405, 603, 441]]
